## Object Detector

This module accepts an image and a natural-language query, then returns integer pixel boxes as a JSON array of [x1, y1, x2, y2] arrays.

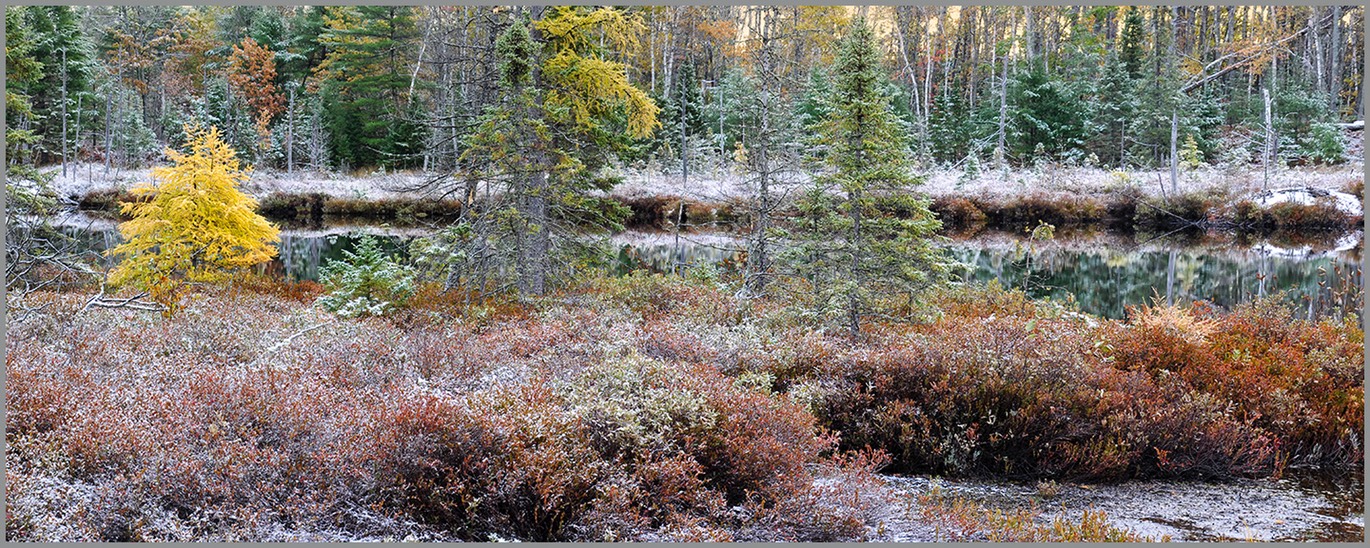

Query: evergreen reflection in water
[[60, 226, 1362, 320]]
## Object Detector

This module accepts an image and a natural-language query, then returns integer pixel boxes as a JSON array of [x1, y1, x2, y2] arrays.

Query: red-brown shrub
[[931, 197, 987, 227], [1106, 300, 1364, 465], [5, 289, 876, 541]]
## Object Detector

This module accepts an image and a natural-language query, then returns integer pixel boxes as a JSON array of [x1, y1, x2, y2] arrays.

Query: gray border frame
[[2, 1, 1365, 546]]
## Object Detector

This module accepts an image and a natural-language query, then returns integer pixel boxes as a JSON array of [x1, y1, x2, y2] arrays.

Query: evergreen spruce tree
[[789, 18, 948, 340], [314, 6, 424, 169], [708, 67, 759, 158], [794, 66, 834, 132], [21, 6, 96, 167], [653, 58, 703, 168], [1119, 8, 1147, 79], [929, 89, 975, 165], [1091, 52, 1139, 167], [1007, 62, 1089, 163], [793, 66, 835, 167], [960, 153, 981, 185], [452, 8, 659, 297]]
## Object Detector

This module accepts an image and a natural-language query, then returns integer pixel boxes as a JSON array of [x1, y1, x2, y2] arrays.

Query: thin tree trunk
[[518, 6, 551, 297], [61, 47, 69, 177], [1330, 5, 1342, 113], [1166, 250, 1176, 306], [103, 85, 112, 175], [893, 8, 924, 161], [648, 15, 656, 93], [1313, 7, 1325, 95], [1169, 6, 1180, 194], [518, 167, 550, 296], [1263, 87, 1274, 190], [847, 185, 862, 340], [74, 92, 82, 174], [673, 65, 688, 276], [287, 86, 294, 175], [996, 53, 1009, 172], [1170, 110, 1179, 193], [744, 7, 775, 296]]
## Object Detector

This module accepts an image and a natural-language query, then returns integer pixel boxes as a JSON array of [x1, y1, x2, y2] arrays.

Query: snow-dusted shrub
[[318, 235, 416, 317]]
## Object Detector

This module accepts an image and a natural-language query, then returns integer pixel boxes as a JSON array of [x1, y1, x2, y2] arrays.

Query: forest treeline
[[6, 4, 1364, 176]]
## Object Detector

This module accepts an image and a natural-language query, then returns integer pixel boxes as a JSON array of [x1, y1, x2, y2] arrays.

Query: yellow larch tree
[[108, 124, 280, 307]]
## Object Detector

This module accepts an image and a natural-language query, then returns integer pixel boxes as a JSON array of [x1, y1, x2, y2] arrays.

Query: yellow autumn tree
[[108, 124, 280, 307]]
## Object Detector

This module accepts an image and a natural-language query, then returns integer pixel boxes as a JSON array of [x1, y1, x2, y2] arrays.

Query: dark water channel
[[613, 227, 1363, 320], [63, 223, 1362, 320]]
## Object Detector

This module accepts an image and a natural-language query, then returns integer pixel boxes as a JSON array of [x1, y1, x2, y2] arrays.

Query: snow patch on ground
[[1251, 186, 1363, 215], [1249, 231, 1364, 259]]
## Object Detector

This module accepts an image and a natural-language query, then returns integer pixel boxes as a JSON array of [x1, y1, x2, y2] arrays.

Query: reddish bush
[[6, 276, 1361, 541], [1106, 300, 1364, 466], [972, 194, 1107, 227], [5, 288, 875, 541], [232, 273, 325, 303], [1232, 200, 1357, 229], [931, 197, 987, 227]]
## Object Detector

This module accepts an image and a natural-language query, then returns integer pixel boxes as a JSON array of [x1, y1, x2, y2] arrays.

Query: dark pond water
[[60, 222, 1362, 320], [612, 228, 1364, 320]]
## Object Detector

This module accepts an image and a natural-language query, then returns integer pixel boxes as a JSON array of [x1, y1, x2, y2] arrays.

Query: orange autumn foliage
[[228, 37, 285, 143]]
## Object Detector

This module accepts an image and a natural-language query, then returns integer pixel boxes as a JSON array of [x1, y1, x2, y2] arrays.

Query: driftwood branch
[[81, 284, 168, 313], [264, 320, 334, 355], [246, 319, 337, 368]]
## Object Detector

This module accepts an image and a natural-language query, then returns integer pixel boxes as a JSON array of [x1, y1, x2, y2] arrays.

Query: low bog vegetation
[[5, 273, 1362, 541]]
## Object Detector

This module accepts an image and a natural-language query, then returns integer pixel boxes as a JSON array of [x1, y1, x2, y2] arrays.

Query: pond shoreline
[[72, 184, 1365, 234], [52, 217, 1362, 321]]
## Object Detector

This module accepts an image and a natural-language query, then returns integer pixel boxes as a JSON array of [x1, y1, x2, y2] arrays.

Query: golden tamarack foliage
[[108, 125, 280, 305], [534, 6, 660, 139]]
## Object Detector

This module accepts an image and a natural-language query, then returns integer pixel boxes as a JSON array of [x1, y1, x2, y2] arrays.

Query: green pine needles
[[787, 18, 951, 340], [319, 235, 416, 318]]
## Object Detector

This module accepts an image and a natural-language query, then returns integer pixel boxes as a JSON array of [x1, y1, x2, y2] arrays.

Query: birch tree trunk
[[103, 85, 112, 175], [1263, 87, 1274, 190], [61, 47, 69, 177], [286, 85, 294, 175], [1330, 5, 1342, 112]]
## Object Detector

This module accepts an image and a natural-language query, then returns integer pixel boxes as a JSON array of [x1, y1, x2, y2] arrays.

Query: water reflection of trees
[[614, 241, 742, 276], [949, 245, 1361, 320], [269, 234, 412, 281], [52, 226, 1361, 320]]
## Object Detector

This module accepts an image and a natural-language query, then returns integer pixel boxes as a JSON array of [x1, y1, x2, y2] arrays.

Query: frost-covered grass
[[47, 160, 1363, 232], [6, 273, 1362, 541], [46, 160, 1363, 206], [46, 163, 430, 201], [914, 489, 1166, 542]]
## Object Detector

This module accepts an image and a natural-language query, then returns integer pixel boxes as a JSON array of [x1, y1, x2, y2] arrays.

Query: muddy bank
[[882, 470, 1364, 542], [74, 185, 1362, 235]]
